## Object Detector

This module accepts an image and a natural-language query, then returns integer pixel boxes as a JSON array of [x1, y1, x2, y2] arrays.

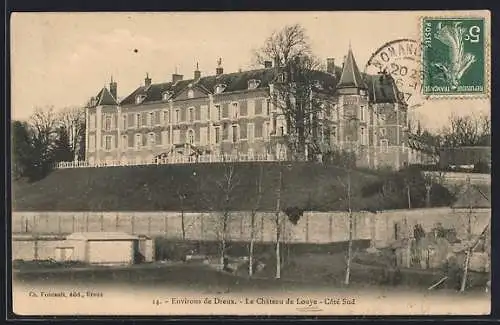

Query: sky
[[11, 11, 490, 130]]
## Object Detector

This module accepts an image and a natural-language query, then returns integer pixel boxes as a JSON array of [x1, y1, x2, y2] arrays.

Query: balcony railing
[[53, 153, 283, 169]]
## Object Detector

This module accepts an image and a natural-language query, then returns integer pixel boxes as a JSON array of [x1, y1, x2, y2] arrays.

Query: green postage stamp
[[422, 17, 486, 96]]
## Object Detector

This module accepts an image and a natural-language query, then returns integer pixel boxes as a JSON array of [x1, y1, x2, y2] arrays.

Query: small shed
[[66, 232, 139, 265]]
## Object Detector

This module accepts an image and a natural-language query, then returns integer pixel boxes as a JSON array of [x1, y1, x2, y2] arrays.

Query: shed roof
[[66, 232, 138, 241]]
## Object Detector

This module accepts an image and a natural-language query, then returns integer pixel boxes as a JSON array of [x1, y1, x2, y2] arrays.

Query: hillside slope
[[13, 162, 381, 212]]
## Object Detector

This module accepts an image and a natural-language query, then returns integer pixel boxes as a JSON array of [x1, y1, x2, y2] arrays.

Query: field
[[12, 162, 382, 212]]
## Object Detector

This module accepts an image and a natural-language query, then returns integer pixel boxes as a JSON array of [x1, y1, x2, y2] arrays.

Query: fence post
[[58, 215, 62, 235], [115, 214, 119, 231], [100, 213, 104, 231], [132, 215, 135, 234], [164, 215, 168, 236], [260, 214, 264, 242], [85, 214, 89, 232], [148, 215, 152, 236], [72, 215, 75, 233]]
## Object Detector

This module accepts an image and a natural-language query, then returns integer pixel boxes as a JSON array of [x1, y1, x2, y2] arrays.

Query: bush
[[473, 160, 490, 173]]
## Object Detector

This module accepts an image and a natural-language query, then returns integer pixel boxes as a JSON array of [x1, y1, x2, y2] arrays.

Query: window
[[215, 104, 221, 120], [163, 110, 169, 125], [136, 113, 141, 128], [188, 107, 194, 122], [187, 130, 194, 144], [360, 106, 365, 121], [141, 112, 148, 127], [148, 112, 153, 127], [215, 84, 226, 94], [200, 127, 208, 145], [201, 105, 208, 121], [222, 123, 229, 141], [247, 123, 254, 141], [279, 126, 285, 137], [148, 133, 155, 147], [331, 126, 337, 142], [402, 141, 406, 152], [122, 135, 127, 149], [161, 131, 169, 145], [380, 139, 389, 152], [89, 113, 96, 129], [136, 95, 145, 104], [162, 91, 172, 101], [266, 98, 271, 115], [232, 125, 238, 143], [255, 99, 263, 115], [231, 102, 238, 119], [255, 122, 263, 138], [135, 134, 142, 149], [154, 111, 161, 125], [104, 135, 112, 151], [173, 130, 180, 144], [187, 89, 194, 99], [247, 99, 255, 117], [240, 124, 247, 140], [380, 127, 386, 137], [263, 122, 270, 139], [248, 79, 260, 89], [88, 134, 96, 152], [104, 115, 112, 131], [122, 115, 127, 129], [128, 134, 134, 148], [175, 109, 180, 124], [360, 127, 366, 145], [215, 127, 220, 144]]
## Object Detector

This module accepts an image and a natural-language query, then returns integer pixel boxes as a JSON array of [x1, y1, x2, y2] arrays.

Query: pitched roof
[[337, 47, 367, 89], [120, 68, 277, 106], [119, 59, 404, 106], [366, 73, 405, 105], [92, 87, 118, 106]]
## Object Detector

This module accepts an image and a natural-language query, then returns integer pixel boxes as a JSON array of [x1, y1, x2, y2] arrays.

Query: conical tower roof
[[337, 46, 367, 89]]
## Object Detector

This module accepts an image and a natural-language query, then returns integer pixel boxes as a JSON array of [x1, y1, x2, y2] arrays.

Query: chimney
[[172, 73, 183, 83], [326, 58, 335, 74], [216, 57, 223, 76], [109, 76, 117, 99], [264, 60, 273, 69], [194, 62, 201, 80], [145, 73, 152, 87]]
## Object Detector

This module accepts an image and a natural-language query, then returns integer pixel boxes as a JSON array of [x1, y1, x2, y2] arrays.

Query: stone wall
[[12, 208, 490, 246]]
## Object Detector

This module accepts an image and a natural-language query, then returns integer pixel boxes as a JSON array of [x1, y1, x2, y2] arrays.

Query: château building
[[82, 47, 429, 169]]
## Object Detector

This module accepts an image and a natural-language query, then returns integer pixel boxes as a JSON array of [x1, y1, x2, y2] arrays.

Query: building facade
[[84, 48, 427, 169]]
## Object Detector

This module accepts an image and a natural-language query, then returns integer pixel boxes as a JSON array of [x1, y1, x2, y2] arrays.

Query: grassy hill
[[13, 162, 381, 212]]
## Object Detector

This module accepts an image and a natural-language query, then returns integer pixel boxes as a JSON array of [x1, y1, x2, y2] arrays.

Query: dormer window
[[248, 79, 261, 90], [215, 84, 226, 94], [187, 89, 194, 99], [136, 94, 146, 104], [162, 91, 173, 101]]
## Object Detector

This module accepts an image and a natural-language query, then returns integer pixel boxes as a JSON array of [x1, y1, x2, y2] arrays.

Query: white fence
[[54, 153, 285, 169]]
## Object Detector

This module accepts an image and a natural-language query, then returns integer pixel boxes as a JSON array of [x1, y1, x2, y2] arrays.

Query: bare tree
[[57, 106, 86, 161], [248, 164, 264, 277], [255, 24, 329, 161], [29, 106, 59, 174]]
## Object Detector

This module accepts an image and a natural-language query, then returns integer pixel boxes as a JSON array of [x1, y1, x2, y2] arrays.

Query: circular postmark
[[364, 39, 425, 112]]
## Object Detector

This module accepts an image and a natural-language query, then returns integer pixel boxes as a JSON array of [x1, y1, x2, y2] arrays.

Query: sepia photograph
[[10, 11, 491, 316]]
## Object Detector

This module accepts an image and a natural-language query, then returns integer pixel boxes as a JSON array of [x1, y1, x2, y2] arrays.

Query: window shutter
[[142, 133, 147, 146], [222, 103, 229, 118], [240, 101, 247, 116], [156, 132, 161, 145], [142, 112, 147, 126]]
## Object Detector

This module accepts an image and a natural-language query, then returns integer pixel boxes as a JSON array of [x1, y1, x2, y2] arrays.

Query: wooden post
[[100, 214, 104, 231], [164, 215, 168, 236], [305, 213, 309, 243], [148, 215, 152, 236], [58, 215, 62, 235], [132, 215, 135, 234], [72, 215, 75, 233], [85, 214, 89, 232], [115, 214, 119, 231]]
